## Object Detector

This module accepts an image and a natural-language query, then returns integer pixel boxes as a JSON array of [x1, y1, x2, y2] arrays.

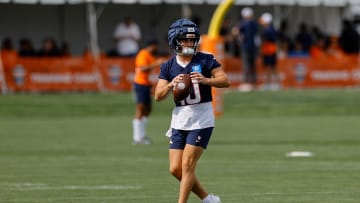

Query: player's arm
[[154, 79, 172, 101], [155, 75, 184, 101], [139, 58, 165, 73], [190, 67, 230, 88]]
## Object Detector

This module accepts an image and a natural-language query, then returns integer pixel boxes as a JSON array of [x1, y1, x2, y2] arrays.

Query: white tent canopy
[[0, 0, 359, 6], [1, 0, 358, 57]]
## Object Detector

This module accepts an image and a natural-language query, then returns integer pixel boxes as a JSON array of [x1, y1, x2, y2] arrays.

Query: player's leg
[[134, 103, 145, 119], [169, 129, 209, 202], [178, 144, 204, 203], [241, 51, 250, 84], [169, 149, 183, 180], [248, 51, 257, 86], [239, 51, 255, 92], [133, 83, 144, 143], [178, 128, 217, 202], [271, 56, 280, 90], [169, 149, 208, 200], [133, 103, 145, 143], [266, 55, 279, 90], [264, 66, 272, 90], [169, 129, 187, 183], [140, 85, 152, 142], [140, 103, 151, 137], [185, 128, 221, 203], [133, 84, 151, 144]]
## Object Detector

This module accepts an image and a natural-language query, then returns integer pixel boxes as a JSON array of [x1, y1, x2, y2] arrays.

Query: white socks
[[142, 117, 148, 136], [132, 117, 148, 142], [133, 118, 142, 142]]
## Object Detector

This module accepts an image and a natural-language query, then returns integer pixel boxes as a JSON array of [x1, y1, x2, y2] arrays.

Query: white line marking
[[286, 151, 314, 157], [0, 182, 141, 191]]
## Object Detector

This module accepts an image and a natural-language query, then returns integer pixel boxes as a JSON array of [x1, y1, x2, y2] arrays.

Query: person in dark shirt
[[236, 7, 259, 91], [37, 38, 61, 57], [18, 38, 36, 57], [277, 20, 293, 57], [295, 22, 313, 53], [339, 19, 360, 54]]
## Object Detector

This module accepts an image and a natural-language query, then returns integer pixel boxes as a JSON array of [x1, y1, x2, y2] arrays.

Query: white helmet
[[241, 7, 253, 18]]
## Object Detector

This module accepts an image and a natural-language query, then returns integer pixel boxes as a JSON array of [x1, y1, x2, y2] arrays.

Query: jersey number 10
[[180, 80, 201, 105]]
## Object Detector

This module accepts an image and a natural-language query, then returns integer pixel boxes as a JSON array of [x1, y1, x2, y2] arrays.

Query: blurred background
[[1, 0, 360, 55], [1, 0, 360, 93], [1, 1, 360, 202]]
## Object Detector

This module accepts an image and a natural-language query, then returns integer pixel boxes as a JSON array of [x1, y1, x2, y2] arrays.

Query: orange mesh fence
[[223, 55, 360, 88]]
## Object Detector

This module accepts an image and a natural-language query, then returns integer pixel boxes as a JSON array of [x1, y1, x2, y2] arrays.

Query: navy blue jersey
[[262, 25, 277, 43], [158, 52, 221, 107], [239, 20, 258, 51]]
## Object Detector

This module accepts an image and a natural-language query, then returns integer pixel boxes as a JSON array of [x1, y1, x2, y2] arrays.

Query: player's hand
[[169, 74, 185, 89], [190, 72, 209, 85]]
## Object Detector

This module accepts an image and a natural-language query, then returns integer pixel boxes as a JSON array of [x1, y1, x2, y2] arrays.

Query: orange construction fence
[[1, 52, 360, 93], [224, 55, 360, 88]]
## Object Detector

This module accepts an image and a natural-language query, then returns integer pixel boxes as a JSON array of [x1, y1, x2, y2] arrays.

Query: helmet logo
[[187, 27, 195, 32]]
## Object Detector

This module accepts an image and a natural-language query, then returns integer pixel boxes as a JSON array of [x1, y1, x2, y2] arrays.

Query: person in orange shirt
[[133, 39, 165, 144], [1, 37, 18, 66]]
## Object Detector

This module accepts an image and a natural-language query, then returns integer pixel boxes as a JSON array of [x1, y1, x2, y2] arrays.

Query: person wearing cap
[[259, 12, 280, 91], [234, 7, 259, 91], [132, 39, 166, 144]]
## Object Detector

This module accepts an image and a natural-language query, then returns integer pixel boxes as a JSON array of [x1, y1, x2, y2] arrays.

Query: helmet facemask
[[174, 33, 199, 56]]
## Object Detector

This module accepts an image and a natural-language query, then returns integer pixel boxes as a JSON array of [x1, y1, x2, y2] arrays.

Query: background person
[[339, 19, 360, 54], [18, 38, 36, 57], [220, 17, 239, 57], [132, 39, 165, 144], [37, 37, 61, 57], [294, 22, 313, 53], [1, 37, 18, 66], [1, 37, 17, 56], [234, 7, 259, 92], [277, 20, 292, 58], [154, 19, 229, 203], [259, 12, 280, 91], [113, 17, 141, 57]]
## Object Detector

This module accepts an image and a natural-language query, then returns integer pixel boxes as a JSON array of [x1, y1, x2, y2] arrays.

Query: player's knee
[[181, 161, 196, 173], [169, 166, 182, 179]]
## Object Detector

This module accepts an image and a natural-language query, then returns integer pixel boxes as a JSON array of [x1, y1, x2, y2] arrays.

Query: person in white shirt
[[113, 17, 141, 57]]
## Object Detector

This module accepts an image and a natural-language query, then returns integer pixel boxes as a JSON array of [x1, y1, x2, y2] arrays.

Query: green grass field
[[1, 89, 360, 203]]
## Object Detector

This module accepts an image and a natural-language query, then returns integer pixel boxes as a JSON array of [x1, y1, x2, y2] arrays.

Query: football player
[[132, 39, 165, 144], [155, 19, 230, 203]]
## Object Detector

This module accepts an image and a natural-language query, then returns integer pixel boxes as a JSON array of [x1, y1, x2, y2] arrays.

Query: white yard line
[[0, 182, 141, 191]]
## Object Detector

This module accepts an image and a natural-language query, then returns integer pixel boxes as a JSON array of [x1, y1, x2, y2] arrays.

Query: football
[[173, 74, 192, 102]]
